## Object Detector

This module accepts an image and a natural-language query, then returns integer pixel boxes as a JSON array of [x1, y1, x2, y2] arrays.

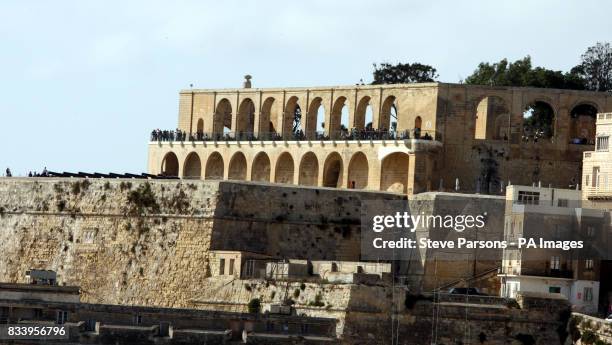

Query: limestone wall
[[0, 178, 403, 308]]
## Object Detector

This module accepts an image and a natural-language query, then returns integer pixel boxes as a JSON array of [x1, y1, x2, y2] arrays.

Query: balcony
[[150, 129, 441, 143], [583, 186, 612, 200]]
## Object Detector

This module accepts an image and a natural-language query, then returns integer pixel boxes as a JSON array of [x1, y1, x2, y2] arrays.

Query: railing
[[150, 129, 441, 143], [427, 292, 512, 306], [583, 186, 612, 198]]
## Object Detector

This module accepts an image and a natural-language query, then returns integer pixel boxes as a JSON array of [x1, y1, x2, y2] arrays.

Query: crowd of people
[[4, 167, 49, 177], [151, 127, 435, 142], [151, 129, 187, 142]]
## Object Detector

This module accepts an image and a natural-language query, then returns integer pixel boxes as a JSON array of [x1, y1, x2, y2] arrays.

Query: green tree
[[464, 56, 585, 90], [371, 62, 438, 84], [572, 42, 612, 91]]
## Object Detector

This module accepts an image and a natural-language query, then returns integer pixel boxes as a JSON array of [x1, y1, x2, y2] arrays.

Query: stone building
[[148, 82, 612, 194]]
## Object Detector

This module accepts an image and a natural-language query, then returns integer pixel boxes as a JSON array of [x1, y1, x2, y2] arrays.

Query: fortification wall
[[0, 178, 403, 308]]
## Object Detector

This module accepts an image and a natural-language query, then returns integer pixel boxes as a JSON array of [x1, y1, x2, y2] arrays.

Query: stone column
[[407, 152, 427, 195]]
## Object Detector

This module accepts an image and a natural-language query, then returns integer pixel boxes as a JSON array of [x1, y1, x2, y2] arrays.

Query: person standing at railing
[[5, 168, 11, 177]]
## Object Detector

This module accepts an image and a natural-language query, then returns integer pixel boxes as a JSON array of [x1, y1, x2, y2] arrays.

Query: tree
[[572, 42, 612, 91], [371, 62, 438, 84], [464, 56, 585, 90]]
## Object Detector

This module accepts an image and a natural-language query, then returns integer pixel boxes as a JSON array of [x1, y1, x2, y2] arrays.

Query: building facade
[[148, 82, 612, 194], [583, 112, 612, 207], [499, 185, 608, 314]]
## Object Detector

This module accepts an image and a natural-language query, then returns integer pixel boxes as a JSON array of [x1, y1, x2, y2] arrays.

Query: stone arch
[[275, 152, 294, 184], [306, 97, 326, 138], [380, 152, 409, 193], [260, 97, 277, 138], [183, 152, 202, 179], [284, 96, 300, 138], [237, 98, 255, 137], [522, 100, 556, 140], [347, 152, 369, 189], [214, 98, 232, 135], [330, 97, 349, 138], [204, 152, 224, 180], [298, 152, 319, 186], [355, 96, 372, 130], [251, 152, 271, 182], [196, 118, 204, 135], [414, 116, 422, 138], [380, 95, 397, 131], [474, 96, 510, 140], [161, 152, 179, 177], [569, 102, 598, 145], [228, 152, 247, 180], [323, 152, 343, 188]]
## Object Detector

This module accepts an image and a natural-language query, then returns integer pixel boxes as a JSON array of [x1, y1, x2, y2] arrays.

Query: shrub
[[127, 183, 160, 215], [248, 298, 261, 314], [581, 330, 598, 345], [308, 292, 324, 307], [293, 289, 300, 298]]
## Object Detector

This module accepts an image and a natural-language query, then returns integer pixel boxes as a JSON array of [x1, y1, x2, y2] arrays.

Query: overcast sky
[[1, 0, 611, 175]]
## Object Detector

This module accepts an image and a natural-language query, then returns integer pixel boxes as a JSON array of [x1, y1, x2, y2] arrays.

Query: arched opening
[[298, 152, 319, 186], [330, 97, 348, 138], [214, 99, 232, 136], [306, 97, 326, 139], [284, 96, 301, 139], [414, 116, 422, 138], [323, 152, 343, 188], [380, 152, 409, 193], [474, 96, 510, 140], [355, 96, 372, 130], [251, 152, 271, 182], [183, 152, 202, 179], [275, 152, 294, 184], [228, 152, 247, 180], [522, 101, 555, 141], [570, 103, 598, 145], [160, 152, 179, 177], [196, 118, 204, 137], [204, 152, 224, 180], [260, 97, 277, 139], [347, 152, 368, 189], [380, 96, 397, 132], [237, 98, 255, 138]]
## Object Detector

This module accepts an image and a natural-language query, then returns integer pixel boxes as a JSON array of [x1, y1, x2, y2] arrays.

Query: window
[[518, 191, 540, 205], [244, 260, 255, 278], [219, 258, 225, 275], [585, 259, 594, 271], [593, 167, 601, 187], [85, 319, 96, 332], [133, 314, 142, 325], [557, 199, 569, 207], [586, 226, 596, 238], [56, 311, 68, 324], [597, 136, 609, 151], [229, 258, 235, 275], [585, 175, 590, 187], [550, 256, 560, 270], [584, 287, 593, 302], [549, 286, 561, 293]]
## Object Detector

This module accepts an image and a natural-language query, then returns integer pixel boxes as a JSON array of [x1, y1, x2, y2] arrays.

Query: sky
[[1, 0, 611, 175]]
